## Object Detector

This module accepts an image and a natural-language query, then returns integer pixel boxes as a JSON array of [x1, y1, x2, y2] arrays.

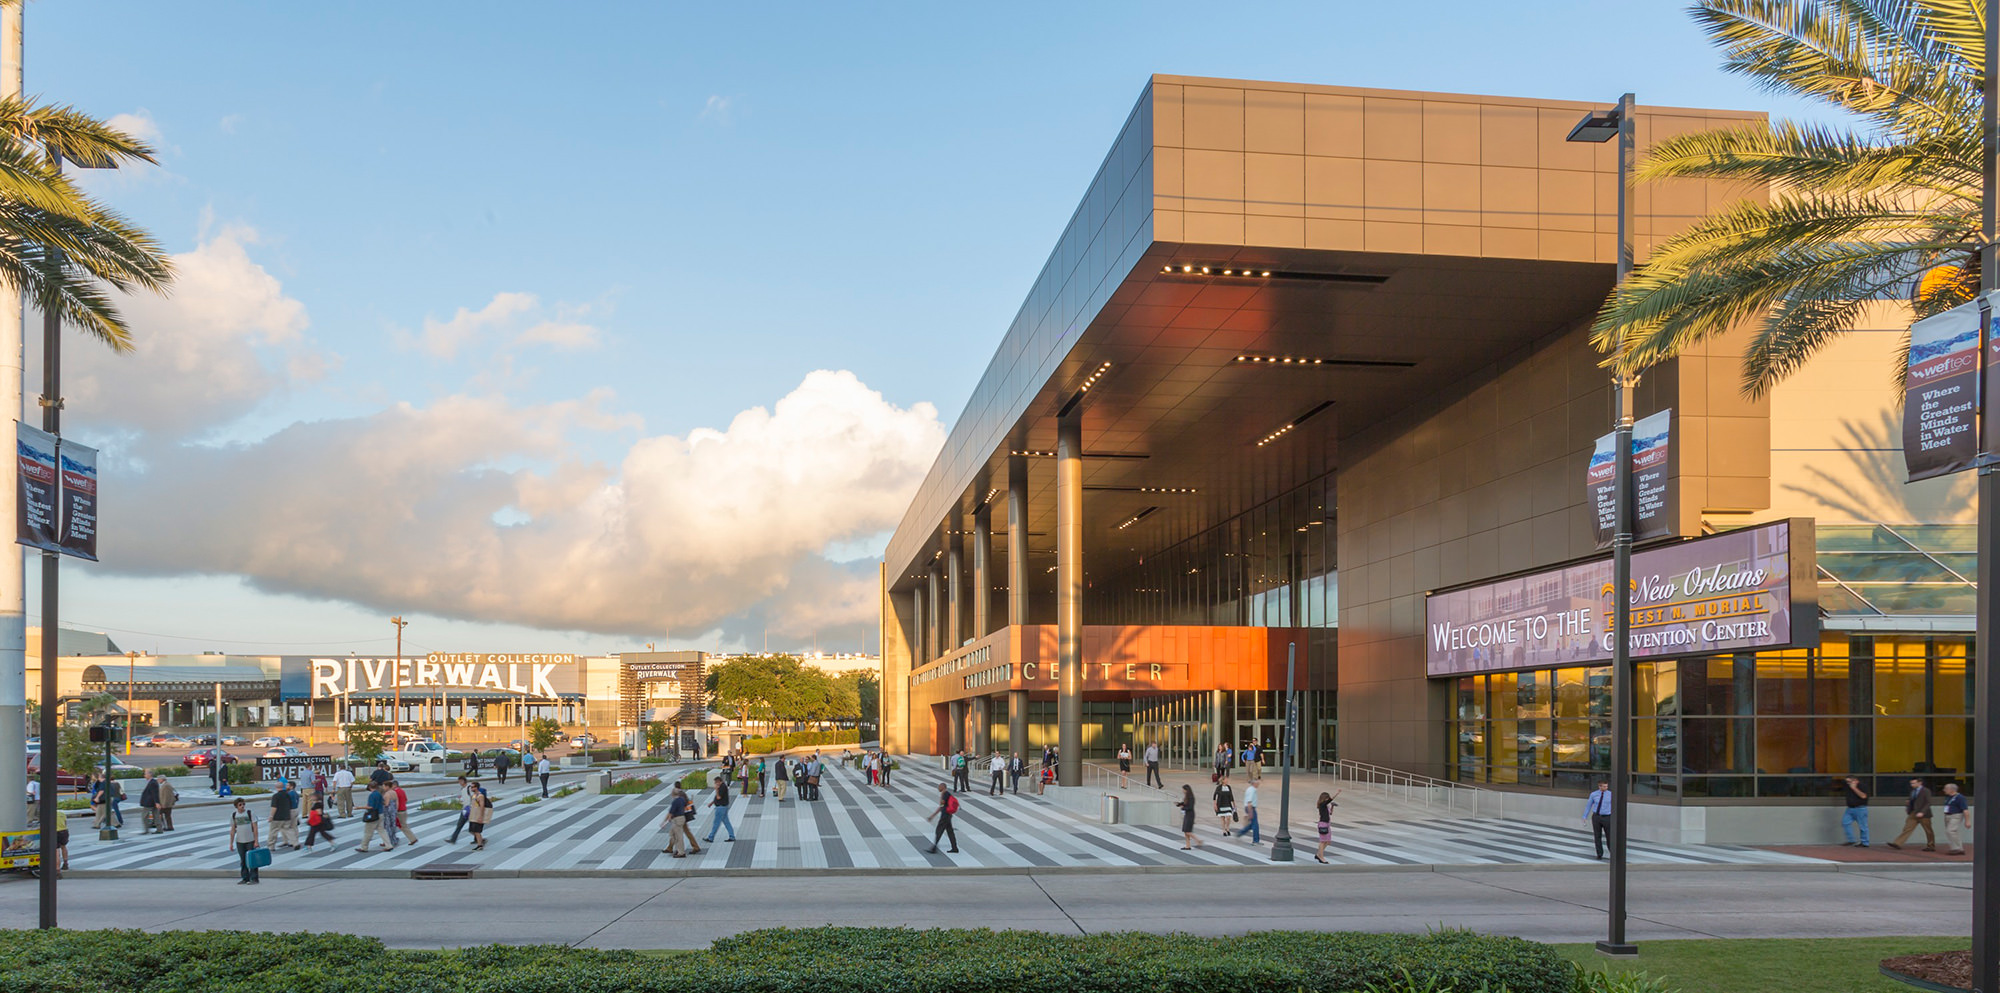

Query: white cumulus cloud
[[416, 291, 537, 359]]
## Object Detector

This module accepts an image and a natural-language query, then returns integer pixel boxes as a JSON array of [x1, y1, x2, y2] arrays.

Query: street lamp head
[[1566, 109, 1622, 144]]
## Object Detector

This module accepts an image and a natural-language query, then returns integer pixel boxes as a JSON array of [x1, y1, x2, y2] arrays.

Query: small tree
[[644, 720, 669, 754], [345, 721, 389, 761], [527, 716, 562, 753]]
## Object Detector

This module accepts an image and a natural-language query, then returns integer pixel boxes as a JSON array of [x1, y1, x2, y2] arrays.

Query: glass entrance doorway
[[1242, 721, 1280, 768], [1140, 720, 1207, 770]]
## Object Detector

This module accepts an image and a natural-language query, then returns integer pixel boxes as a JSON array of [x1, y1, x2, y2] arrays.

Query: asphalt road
[[0, 864, 1970, 949]]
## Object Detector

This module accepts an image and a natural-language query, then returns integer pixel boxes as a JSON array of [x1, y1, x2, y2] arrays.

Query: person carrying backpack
[[303, 798, 335, 851], [925, 782, 960, 854]]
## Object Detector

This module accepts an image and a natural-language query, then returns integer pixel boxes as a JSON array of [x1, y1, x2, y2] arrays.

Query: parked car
[[346, 754, 411, 772], [24, 754, 85, 791], [218, 735, 248, 746], [182, 748, 238, 768], [250, 736, 283, 748], [140, 733, 188, 748], [569, 733, 598, 747], [280, 736, 303, 745], [261, 746, 307, 759], [186, 734, 217, 747], [383, 740, 449, 771], [477, 747, 531, 766]]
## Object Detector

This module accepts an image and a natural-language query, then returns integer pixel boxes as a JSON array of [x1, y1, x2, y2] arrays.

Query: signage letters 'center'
[[309, 653, 578, 698]]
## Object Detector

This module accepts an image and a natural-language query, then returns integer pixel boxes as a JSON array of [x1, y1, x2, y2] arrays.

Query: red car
[[24, 754, 85, 791], [182, 748, 238, 768]]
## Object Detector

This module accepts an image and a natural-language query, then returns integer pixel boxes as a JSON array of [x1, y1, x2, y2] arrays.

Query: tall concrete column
[[1009, 689, 1028, 758], [946, 536, 963, 654], [1007, 456, 1028, 626], [1056, 412, 1083, 786], [1211, 689, 1226, 759], [0, 4, 25, 832], [927, 567, 941, 665], [970, 696, 989, 754], [972, 509, 990, 639], [947, 699, 966, 754], [911, 587, 927, 667]]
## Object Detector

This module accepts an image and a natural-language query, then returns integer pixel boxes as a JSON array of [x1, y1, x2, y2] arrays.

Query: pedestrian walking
[[367, 760, 393, 789], [704, 773, 737, 843], [156, 776, 177, 832], [139, 771, 162, 834], [1144, 741, 1162, 789], [51, 806, 68, 872], [447, 775, 476, 844], [269, 779, 300, 850], [1839, 776, 1871, 847], [792, 755, 809, 800], [750, 756, 764, 796], [303, 799, 335, 851], [925, 782, 959, 853], [466, 751, 481, 777], [536, 754, 552, 798], [1942, 783, 1970, 855], [1213, 774, 1236, 837], [1240, 780, 1261, 844], [1584, 780, 1613, 859], [987, 751, 1005, 796], [466, 784, 491, 850], [661, 787, 698, 857], [494, 750, 512, 784], [1889, 778, 1937, 851], [333, 765, 355, 818], [356, 783, 392, 852], [1008, 752, 1023, 794], [392, 780, 418, 845], [772, 757, 789, 801], [1176, 784, 1202, 849], [227, 798, 261, 884], [879, 752, 892, 787], [1314, 791, 1338, 863], [1117, 743, 1132, 789]]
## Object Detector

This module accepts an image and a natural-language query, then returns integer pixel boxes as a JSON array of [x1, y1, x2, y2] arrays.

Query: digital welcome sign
[[1425, 519, 1816, 677]]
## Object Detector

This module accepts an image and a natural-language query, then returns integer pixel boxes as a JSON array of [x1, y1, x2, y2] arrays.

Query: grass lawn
[[1557, 937, 1967, 993]]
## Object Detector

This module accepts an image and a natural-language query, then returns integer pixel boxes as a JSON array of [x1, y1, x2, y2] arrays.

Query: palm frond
[[1694, 0, 1973, 132], [0, 98, 158, 168], [1635, 120, 1977, 200]]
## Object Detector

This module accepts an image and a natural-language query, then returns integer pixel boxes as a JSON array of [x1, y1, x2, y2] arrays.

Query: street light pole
[[390, 616, 407, 746], [124, 651, 134, 755], [1270, 641, 1297, 862], [1568, 92, 1639, 959], [1972, 4, 1998, 991]]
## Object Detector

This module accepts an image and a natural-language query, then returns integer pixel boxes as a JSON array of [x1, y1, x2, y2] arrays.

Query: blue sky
[[23, 2, 1831, 658]]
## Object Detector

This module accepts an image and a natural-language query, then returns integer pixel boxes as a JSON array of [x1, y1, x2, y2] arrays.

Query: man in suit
[[1583, 780, 1613, 859], [1889, 778, 1937, 851]]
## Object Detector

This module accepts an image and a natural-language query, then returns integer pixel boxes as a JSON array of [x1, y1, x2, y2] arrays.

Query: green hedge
[[586, 746, 629, 762], [0, 927, 1580, 993], [740, 729, 858, 753], [604, 776, 660, 795], [676, 769, 708, 790]]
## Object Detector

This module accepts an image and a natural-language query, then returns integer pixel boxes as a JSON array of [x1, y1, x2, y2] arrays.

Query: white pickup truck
[[381, 739, 451, 773]]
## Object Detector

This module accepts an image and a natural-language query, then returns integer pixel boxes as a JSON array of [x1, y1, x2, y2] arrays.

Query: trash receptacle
[[1102, 794, 1121, 824]]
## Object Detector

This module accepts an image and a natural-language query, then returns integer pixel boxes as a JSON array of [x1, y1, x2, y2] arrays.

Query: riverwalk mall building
[[25, 641, 718, 745], [878, 74, 1977, 845]]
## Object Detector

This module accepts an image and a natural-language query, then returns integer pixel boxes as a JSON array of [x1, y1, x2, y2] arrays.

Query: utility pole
[[1971, 5, 1998, 992], [390, 617, 407, 746], [0, 0, 26, 837]]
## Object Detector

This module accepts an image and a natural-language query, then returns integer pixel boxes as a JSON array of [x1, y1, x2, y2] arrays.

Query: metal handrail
[[1330, 758, 1489, 814]]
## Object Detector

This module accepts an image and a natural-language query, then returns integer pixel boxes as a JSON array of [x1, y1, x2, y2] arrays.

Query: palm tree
[[1592, 0, 1982, 395], [0, 95, 173, 350]]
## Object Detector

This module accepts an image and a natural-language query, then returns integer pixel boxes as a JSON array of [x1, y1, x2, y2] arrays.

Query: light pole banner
[[1589, 409, 1674, 548], [57, 440, 98, 561], [1903, 295, 1986, 480], [14, 423, 57, 554]]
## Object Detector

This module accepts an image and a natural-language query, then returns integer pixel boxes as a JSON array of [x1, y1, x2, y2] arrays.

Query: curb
[[52, 859, 1973, 881]]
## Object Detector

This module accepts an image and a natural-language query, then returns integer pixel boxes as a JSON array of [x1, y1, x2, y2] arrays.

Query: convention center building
[[879, 74, 1970, 842]]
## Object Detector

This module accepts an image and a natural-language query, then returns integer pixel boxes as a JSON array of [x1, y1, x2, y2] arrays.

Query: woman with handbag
[[467, 785, 491, 851], [1175, 784, 1202, 850], [227, 798, 262, 884], [1314, 791, 1339, 864], [1213, 774, 1236, 837]]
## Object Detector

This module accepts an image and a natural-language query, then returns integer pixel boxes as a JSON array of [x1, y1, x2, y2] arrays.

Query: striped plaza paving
[[63, 764, 1823, 874]]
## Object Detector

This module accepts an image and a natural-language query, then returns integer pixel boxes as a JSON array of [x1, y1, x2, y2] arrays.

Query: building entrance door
[[1141, 721, 1206, 770], [1243, 721, 1280, 768]]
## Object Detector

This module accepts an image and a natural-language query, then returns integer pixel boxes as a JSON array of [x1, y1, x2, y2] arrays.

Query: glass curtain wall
[[1449, 635, 1973, 798]]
